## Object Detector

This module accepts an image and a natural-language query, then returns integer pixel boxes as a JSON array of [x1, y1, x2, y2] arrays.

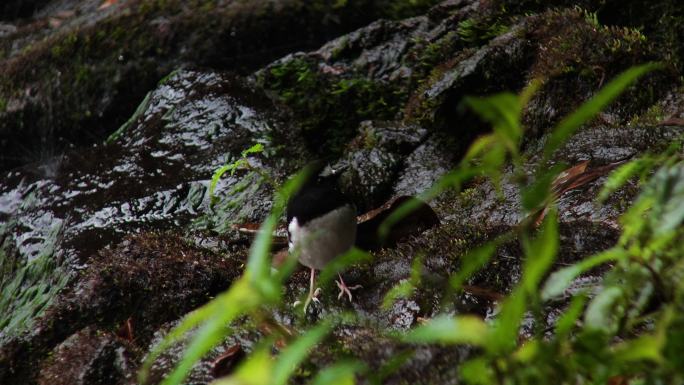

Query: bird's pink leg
[[296, 267, 321, 312], [336, 273, 362, 302]]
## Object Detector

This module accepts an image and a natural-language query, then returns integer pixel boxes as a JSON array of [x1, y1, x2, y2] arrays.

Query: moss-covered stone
[[0, 231, 245, 385], [0, 0, 438, 171], [257, 56, 407, 157]]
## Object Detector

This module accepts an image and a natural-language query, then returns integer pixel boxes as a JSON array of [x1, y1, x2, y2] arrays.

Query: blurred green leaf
[[584, 286, 624, 333], [555, 293, 588, 337], [449, 241, 499, 290], [521, 209, 559, 293], [245, 214, 280, 300], [272, 321, 333, 385], [597, 158, 645, 202], [613, 335, 663, 363], [319, 247, 373, 289], [489, 288, 526, 353], [140, 278, 261, 384], [544, 63, 661, 159], [651, 163, 684, 235], [382, 280, 415, 310], [465, 93, 522, 151], [459, 357, 496, 385], [541, 247, 628, 300], [213, 346, 273, 385], [480, 142, 507, 192], [383, 255, 423, 309], [463, 134, 498, 162], [522, 164, 565, 211], [404, 314, 489, 346], [513, 339, 540, 363], [246, 167, 311, 299], [159, 278, 261, 385], [142, 166, 314, 385], [311, 360, 366, 385], [619, 195, 655, 244]]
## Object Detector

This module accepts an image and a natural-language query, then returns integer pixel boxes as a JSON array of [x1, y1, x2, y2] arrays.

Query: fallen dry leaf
[[210, 344, 245, 378], [258, 316, 295, 349], [99, 0, 119, 10], [658, 117, 684, 126], [551, 160, 589, 196], [530, 159, 627, 226], [462, 284, 504, 301]]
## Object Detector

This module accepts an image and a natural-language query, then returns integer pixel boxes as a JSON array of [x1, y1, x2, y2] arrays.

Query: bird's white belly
[[288, 205, 357, 270]]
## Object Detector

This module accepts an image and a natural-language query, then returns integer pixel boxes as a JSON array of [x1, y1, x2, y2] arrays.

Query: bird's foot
[[336, 279, 362, 302], [293, 287, 321, 313]]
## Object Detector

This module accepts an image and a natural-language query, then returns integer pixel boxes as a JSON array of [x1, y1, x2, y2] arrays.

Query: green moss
[[403, 45, 471, 126], [258, 57, 405, 156], [329, 36, 349, 62], [383, 0, 439, 19], [50, 32, 79, 58], [0, 219, 70, 343], [412, 31, 459, 78], [530, 8, 651, 79], [192, 170, 268, 233], [458, 187, 480, 208], [627, 103, 665, 126], [457, 17, 510, 47], [595, 0, 684, 71]]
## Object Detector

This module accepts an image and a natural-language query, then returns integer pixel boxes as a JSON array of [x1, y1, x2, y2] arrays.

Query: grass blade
[[544, 63, 661, 159]]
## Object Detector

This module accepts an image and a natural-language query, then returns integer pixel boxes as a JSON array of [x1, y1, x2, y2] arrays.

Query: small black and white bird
[[287, 164, 360, 311]]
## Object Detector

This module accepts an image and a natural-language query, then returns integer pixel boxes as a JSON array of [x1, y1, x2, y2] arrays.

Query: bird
[[286, 164, 360, 311]]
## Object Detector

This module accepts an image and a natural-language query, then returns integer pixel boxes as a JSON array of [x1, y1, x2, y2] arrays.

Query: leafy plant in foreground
[[402, 63, 684, 384], [141, 62, 680, 385]]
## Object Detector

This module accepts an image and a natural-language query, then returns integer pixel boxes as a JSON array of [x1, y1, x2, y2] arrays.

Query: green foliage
[[257, 57, 405, 156], [146, 64, 684, 385], [140, 166, 314, 385], [449, 240, 501, 291], [541, 247, 627, 300], [374, 63, 672, 384], [310, 360, 367, 385], [382, 254, 424, 309], [0, 216, 70, 344], [383, 0, 439, 20], [543, 63, 662, 161], [208, 143, 265, 207], [457, 17, 510, 46], [191, 143, 275, 233], [404, 314, 489, 345], [106, 92, 152, 144]]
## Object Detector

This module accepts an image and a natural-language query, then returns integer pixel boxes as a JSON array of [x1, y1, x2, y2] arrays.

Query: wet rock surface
[[37, 326, 133, 385], [0, 69, 289, 382], [0, 0, 434, 171], [339, 121, 428, 211], [2, 0, 684, 384]]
